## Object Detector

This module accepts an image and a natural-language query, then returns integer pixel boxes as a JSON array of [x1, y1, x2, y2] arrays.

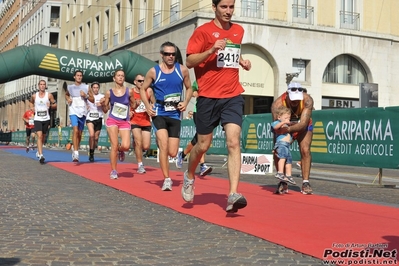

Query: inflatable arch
[[0, 44, 156, 84]]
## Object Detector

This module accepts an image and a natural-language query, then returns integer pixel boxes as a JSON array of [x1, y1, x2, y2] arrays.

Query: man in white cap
[[271, 82, 314, 194]]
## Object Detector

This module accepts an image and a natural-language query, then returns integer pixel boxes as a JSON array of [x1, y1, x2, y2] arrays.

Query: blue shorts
[[69, 115, 86, 131], [274, 141, 292, 164]]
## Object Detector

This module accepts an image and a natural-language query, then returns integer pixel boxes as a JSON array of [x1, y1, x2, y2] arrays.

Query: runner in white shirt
[[65, 70, 94, 162], [86, 81, 107, 162], [29, 80, 57, 164]]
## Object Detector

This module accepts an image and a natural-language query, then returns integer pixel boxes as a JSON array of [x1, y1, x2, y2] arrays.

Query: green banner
[[0, 44, 156, 84], [60, 127, 71, 145], [11, 131, 26, 143], [10, 107, 399, 169], [98, 127, 111, 147], [178, 119, 200, 150], [175, 120, 229, 155], [239, 107, 399, 169], [309, 107, 398, 168], [0, 132, 12, 142], [241, 113, 274, 154]]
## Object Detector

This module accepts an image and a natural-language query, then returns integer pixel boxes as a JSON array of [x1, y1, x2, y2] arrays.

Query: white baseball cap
[[287, 82, 304, 101]]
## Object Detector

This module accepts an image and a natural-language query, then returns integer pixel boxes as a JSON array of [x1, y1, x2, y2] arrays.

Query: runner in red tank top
[[22, 109, 36, 152], [183, 0, 252, 213], [129, 74, 154, 174]]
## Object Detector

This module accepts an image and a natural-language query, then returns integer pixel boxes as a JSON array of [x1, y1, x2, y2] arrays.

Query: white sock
[[138, 162, 143, 167], [303, 180, 309, 184]]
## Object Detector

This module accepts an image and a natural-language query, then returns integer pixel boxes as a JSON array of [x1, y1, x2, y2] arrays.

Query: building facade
[[0, 0, 61, 131], [1, 0, 399, 130]]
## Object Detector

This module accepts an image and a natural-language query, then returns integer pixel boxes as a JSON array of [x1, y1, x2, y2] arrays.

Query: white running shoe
[[72, 152, 79, 162], [162, 178, 173, 191], [110, 170, 118, 180], [181, 171, 195, 202], [137, 165, 146, 174], [226, 193, 247, 213]]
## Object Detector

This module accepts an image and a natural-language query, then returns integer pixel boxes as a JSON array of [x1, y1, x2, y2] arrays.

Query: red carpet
[[51, 162, 399, 261]]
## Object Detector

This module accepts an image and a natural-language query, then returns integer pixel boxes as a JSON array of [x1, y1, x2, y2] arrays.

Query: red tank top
[[130, 89, 151, 127]]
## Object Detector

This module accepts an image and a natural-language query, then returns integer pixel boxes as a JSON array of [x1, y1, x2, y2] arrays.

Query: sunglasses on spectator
[[135, 80, 144, 83], [162, 52, 176, 57], [289, 87, 305, 92]]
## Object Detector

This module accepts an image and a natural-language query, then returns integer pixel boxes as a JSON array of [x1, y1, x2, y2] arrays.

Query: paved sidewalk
[[1, 147, 398, 265]]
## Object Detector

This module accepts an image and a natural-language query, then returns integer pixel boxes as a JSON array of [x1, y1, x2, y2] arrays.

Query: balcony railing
[[50, 18, 59, 27], [340, 11, 360, 30], [240, 0, 264, 19], [292, 4, 314, 25]]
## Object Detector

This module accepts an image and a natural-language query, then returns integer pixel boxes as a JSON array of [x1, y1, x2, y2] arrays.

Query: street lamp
[[286, 59, 305, 85]]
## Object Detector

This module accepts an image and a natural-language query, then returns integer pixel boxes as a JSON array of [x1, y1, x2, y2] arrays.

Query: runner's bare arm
[[22, 113, 28, 124], [147, 87, 155, 104], [100, 90, 110, 113], [49, 93, 57, 109], [65, 90, 72, 105], [178, 65, 193, 112], [129, 88, 138, 110], [290, 95, 314, 133], [86, 87, 95, 103], [186, 39, 226, 69], [239, 56, 251, 71], [140, 68, 156, 117], [100, 96, 109, 113]]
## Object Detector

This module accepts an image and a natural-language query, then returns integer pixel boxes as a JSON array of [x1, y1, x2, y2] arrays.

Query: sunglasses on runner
[[289, 87, 304, 92], [162, 52, 176, 57], [136, 80, 144, 83]]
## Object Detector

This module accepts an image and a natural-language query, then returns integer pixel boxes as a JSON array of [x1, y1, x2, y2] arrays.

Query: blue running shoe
[[176, 151, 183, 169], [199, 164, 213, 177]]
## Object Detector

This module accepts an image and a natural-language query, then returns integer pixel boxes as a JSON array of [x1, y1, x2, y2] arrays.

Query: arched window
[[323, 54, 367, 84]]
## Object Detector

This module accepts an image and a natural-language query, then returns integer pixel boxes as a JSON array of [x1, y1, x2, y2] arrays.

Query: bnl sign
[[329, 99, 358, 108]]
